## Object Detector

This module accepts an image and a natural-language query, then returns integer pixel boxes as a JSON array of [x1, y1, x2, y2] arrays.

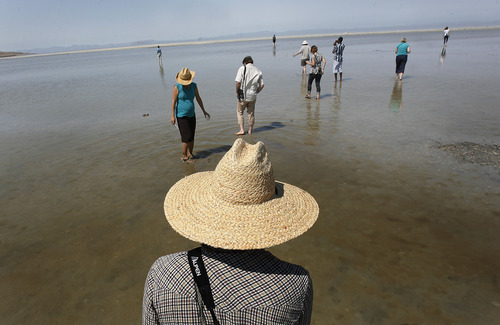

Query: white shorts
[[333, 60, 342, 73]]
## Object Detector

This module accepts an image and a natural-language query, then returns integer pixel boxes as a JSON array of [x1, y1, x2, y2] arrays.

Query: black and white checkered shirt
[[142, 247, 313, 324]]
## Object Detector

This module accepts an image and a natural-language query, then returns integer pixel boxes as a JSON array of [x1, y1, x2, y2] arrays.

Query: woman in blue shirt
[[170, 68, 210, 162], [395, 37, 411, 80]]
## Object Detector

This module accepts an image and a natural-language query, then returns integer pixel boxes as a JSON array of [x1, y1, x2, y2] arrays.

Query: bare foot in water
[[235, 130, 245, 135]]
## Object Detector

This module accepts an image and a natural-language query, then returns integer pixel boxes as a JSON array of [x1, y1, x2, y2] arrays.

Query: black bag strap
[[241, 64, 246, 101], [188, 247, 220, 325]]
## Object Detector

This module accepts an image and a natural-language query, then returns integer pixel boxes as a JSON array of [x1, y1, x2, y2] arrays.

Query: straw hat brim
[[176, 70, 195, 85], [164, 171, 319, 250]]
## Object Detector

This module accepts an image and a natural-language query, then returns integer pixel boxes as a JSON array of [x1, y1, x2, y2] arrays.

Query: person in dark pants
[[170, 67, 210, 162], [305, 45, 326, 100], [443, 27, 450, 44], [395, 37, 411, 80]]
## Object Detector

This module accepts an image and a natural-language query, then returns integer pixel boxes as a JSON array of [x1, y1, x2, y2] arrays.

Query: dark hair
[[338, 37, 343, 42], [242, 56, 253, 64], [311, 45, 318, 52]]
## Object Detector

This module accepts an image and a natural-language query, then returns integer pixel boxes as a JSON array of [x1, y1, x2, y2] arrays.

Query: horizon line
[[2, 25, 500, 60]]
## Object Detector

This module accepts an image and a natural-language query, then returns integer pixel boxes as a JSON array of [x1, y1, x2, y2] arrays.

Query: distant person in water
[[395, 37, 411, 80], [293, 40, 311, 74], [235, 56, 264, 135], [443, 27, 450, 44], [305, 45, 326, 100], [332, 37, 345, 82], [272, 34, 276, 47], [157, 46, 162, 66], [171, 68, 210, 162]]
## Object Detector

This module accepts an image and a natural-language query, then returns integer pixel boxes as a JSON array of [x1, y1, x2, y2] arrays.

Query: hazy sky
[[2, 0, 499, 51]]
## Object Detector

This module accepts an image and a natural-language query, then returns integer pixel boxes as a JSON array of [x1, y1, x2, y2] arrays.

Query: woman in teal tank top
[[171, 68, 210, 162], [395, 37, 411, 80]]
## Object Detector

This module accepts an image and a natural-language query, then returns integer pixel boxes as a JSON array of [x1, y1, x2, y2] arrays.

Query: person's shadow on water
[[194, 122, 285, 159], [251, 121, 285, 134]]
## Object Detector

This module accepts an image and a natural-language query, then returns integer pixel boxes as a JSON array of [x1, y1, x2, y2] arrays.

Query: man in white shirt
[[235, 56, 264, 135]]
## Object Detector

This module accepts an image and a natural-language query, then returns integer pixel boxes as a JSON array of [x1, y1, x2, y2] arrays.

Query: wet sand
[[1, 28, 500, 324], [435, 142, 500, 168]]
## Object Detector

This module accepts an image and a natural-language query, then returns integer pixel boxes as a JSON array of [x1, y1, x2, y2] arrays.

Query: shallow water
[[1, 29, 500, 324]]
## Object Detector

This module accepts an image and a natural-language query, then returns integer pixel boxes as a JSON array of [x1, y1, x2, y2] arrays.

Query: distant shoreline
[[2, 25, 499, 60], [0, 51, 30, 58]]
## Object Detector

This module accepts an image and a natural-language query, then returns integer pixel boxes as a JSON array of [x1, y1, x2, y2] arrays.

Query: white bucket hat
[[164, 139, 319, 249]]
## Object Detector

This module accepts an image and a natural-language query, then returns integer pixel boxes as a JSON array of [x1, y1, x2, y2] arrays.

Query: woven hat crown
[[211, 139, 275, 205], [176, 67, 195, 85], [164, 138, 320, 249]]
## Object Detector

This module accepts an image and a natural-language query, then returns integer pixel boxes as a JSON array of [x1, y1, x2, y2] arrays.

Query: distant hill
[[14, 23, 500, 55]]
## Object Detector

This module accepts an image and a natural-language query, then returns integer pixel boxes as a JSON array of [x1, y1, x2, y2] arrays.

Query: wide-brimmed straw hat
[[164, 139, 319, 250], [176, 67, 195, 85], [302, 40, 308, 45]]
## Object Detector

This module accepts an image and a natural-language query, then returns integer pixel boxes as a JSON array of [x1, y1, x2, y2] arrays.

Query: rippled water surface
[[1, 29, 500, 324]]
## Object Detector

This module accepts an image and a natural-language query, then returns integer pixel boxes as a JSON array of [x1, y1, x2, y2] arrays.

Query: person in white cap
[[293, 40, 311, 74], [143, 138, 319, 324]]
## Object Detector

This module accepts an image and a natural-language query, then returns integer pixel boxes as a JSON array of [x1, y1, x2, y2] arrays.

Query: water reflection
[[304, 100, 320, 146], [333, 82, 342, 110], [329, 82, 342, 135], [300, 74, 307, 97], [389, 80, 403, 112], [159, 65, 167, 89], [439, 45, 447, 64]]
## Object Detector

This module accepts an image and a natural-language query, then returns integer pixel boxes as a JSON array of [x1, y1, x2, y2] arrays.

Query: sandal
[[305, 95, 311, 99]]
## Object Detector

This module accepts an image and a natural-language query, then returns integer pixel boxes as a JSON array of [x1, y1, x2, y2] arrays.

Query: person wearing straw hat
[[143, 138, 319, 324], [171, 67, 210, 162], [293, 40, 311, 74]]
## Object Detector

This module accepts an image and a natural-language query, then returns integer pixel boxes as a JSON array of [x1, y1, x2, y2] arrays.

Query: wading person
[[293, 40, 311, 74], [157, 46, 162, 66], [443, 26, 450, 44], [235, 56, 264, 135], [332, 37, 345, 82], [142, 138, 319, 324], [171, 67, 210, 162], [395, 37, 411, 80], [305, 45, 326, 100]]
